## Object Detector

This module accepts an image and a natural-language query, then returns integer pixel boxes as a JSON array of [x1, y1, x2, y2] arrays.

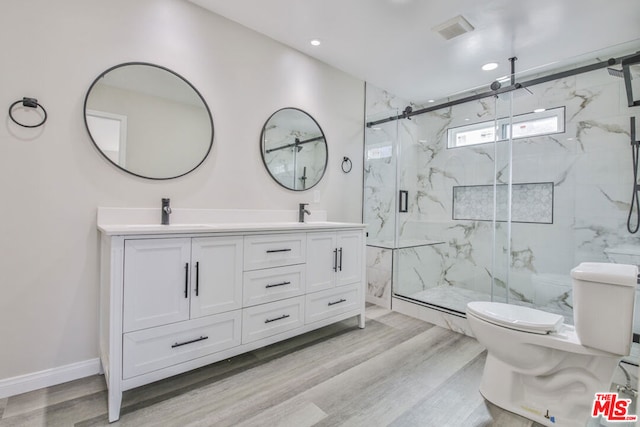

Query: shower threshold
[[395, 285, 574, 325]]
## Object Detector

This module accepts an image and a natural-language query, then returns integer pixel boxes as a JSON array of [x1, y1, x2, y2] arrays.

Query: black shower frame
[[366, 56, 631, 128]]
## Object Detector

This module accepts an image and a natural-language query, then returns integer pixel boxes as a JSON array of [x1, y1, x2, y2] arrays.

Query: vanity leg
[[108, 388, 122, 423], [358, 312, 366, 329]]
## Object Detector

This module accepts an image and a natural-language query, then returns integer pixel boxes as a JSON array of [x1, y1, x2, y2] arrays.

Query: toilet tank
[[571, 262, 637, 355]]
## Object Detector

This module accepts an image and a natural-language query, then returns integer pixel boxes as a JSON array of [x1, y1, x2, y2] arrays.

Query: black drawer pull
[[265, 281, 291, 288], [171, 335, 208, 348], [338, 247, 343, 272], [266, 248, 292, 253], [265, 314, 290, 323], [333, 248, 338, 272], [328, 298, 347, 306]]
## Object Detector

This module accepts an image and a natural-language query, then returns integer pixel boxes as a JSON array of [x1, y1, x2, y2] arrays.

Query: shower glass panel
[[364, 110, 399, 248], [365, 48, 640, 343], [392, 93, 516, 313], [363, 89, 515, 313], [504, 64, 639, 328]]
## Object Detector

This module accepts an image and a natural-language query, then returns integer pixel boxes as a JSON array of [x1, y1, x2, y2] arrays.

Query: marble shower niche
[[364, 60, 640, 333], [452, 182, 554, 223]]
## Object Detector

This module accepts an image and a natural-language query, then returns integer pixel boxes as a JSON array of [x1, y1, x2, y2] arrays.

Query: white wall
[[0, 0, 364, 381]]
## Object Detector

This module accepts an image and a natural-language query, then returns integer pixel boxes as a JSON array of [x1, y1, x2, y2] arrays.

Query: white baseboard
[[0, 358, 101, 399]]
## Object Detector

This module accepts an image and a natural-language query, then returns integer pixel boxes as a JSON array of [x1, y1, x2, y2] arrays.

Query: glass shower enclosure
[[364, 51, 640, 333]]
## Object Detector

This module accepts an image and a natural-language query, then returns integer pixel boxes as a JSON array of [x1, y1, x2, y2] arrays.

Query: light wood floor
[[0, 305, 633, 426]]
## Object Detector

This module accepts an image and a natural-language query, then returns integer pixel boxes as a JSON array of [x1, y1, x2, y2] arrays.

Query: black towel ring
[[341, 156, 353, 173], [9, 97, 47, 128]]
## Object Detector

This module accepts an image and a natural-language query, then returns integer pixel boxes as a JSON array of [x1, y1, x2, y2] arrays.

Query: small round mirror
[[84, 62, 213, 179], [260, 108, 327, 191]]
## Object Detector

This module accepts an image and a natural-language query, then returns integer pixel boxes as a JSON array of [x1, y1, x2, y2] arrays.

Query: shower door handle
[[399, 190, 408, 213]]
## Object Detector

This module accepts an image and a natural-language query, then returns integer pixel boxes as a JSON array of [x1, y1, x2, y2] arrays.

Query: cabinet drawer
[[123, 311, 241, 379], [243, 264, 306, 307], [244, 234, 306, 270], [305, 284, 360, 324], [242, 296, 304, 343]]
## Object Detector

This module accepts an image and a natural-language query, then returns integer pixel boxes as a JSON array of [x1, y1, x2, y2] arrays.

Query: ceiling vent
[[432, 15, 474, 40]]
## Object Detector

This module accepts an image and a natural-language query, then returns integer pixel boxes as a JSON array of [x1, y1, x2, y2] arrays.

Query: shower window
[[447, 106, 565, 148], [366, 143, 393, 160]]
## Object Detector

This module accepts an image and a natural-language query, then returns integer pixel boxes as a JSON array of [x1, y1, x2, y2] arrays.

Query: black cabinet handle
[[171, 335, 208, 348], [328, 298, 347, 306], [266, 248, 292, 253], [399, 190, 408, 213], [265, 281, 291, 288], [195, 262, 200, 296], [184, 263, 189, 298], [265, 314, 290, 324], [338, 247, 343, 272], [333, 248, 338, 272]]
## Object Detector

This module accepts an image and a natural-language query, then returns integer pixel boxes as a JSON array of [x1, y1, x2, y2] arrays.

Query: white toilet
[[467, 262, 638, 427]]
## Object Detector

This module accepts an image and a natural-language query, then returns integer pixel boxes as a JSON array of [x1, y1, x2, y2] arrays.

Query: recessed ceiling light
[[533, 108, 546, 113], [482, 62, 499, 71], [427, 99, 435, 103], [310, 39, 321, 46]]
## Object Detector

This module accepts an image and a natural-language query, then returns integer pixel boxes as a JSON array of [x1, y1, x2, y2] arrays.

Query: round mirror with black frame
[[84, 62, 213, 180], [260, 107, 328, 191]]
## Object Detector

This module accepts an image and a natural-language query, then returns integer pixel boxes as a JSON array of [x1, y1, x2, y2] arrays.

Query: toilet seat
[[467, 301, 564, 334]]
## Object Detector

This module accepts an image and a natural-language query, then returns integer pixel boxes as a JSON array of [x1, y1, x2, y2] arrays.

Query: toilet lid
[[466, 301, 564, 334]]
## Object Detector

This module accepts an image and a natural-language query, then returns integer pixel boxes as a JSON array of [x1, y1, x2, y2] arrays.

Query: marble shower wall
[[365, 246, 393, 308], [365, 67, 640, 316]]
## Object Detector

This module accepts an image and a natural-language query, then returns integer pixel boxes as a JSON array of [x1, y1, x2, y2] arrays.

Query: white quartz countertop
[[98, 221, 366, 236], [97, 207, 365, 236]]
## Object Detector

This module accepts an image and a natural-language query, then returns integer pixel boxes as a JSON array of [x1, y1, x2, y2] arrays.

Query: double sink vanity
[[86, 60, 359, 422], [97, 207, 366, 422]]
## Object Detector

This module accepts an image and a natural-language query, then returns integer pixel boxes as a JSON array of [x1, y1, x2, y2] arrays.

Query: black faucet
[[161, 198, 172, 225], [298, 203, 311, 223]]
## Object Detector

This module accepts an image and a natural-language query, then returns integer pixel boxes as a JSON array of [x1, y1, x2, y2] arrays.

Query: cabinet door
[[123, 238, 191, 333], [190, 236, 243, 318], [336, 231, 363, 286], [306, 232, 337, 292]]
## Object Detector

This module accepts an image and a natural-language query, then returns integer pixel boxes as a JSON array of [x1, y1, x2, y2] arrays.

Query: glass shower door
[[364, 111, 398, 247], [390, 95, 511, 314]]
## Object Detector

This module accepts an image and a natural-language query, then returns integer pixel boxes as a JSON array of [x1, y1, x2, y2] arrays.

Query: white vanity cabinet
[[190, 237, 244, 317], [99, 221, 365, 423], [121, 236, 244, 380], [122, 238, 192, 331], [122, 236, 243, 332], [306, 230, 362, 291]]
